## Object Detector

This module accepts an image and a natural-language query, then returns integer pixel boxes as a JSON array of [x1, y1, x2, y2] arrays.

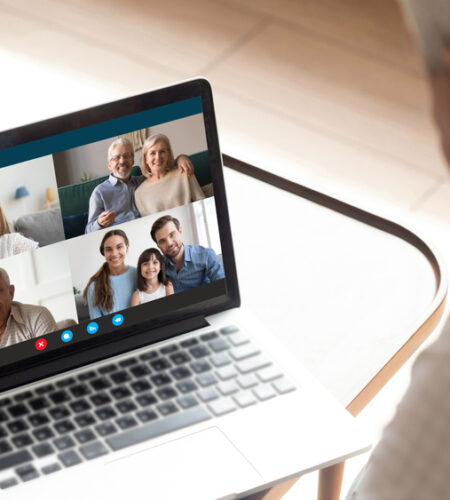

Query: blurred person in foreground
[[351, 1, 450, 499]]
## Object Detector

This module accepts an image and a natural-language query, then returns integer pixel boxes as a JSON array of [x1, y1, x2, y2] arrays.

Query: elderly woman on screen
[[134, 134, 205, 217], [0, 204, 38, 259]]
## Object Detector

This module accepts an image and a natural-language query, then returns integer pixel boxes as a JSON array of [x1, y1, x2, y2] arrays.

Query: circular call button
[[35, 338, 47, 351], [87, 322, 99, 335], [61, 330, 73, 343], [112, 314, 124, 327]]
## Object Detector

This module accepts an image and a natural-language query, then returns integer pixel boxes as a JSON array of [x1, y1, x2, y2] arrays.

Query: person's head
[[83, 229, 130, 312], [137, 248, 169, 290], [107, 138, 134, 181], [100, 229, 130, 273], [151, 215, 183, 260], [0, 268, 14, 328], [0, 204, 11, 237], [141, 134, 175, 178]]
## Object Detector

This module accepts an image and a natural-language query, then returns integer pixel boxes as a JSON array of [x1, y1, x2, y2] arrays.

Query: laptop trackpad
[[104, 427, 261, 499]]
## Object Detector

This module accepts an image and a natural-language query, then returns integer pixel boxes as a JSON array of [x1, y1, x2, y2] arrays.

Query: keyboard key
[[55, 420, 76, 435], [90, 378, 111, 391], [179, 338, 198, 348], [136, 393, 157, 407], [157, 402, 178, 417], [74, 429, 96, 444], [227, 332, 250, 346], [220, 326, 239, 335], [237, 374, 259, 389], [49, 406, 70, 420], [139, 351, 158, 361], [35, 384, 55, 395], [130, 364, 151, 378], [95, 422, 117, 437], [15, 463, 39, 482], [189, 346, 209, 359], [272, 377, 297, 395], [253, 384, 277, 401], [230, 344, 261, 361], [70, 399, 91, 414], [236, 355, 271, 374], [210, 353, 231, 367], [32, 443, 54, 458], [217, 381, 239, 396], [119, 357, 138, 368], [110, 387, 132, 400], [95, 406, 117, 421], [160, 345, 178, 354], [53, 436, 76, 451], [177, 395, 198, 409], [32, 427, 54, 441], [7, 419, 28, 433], [216, 365, 238, 380], [58, 450, 82, 468], [98, 364, 118, 374], [150, 358, 171, 372], [0, 399, 12, 408], [197, 387, 219, 402], [151, 374, 171, 387], [8, 404, 28, 418], [200, 331, 219, 342], [107, 407, 210, 451], [0, 427, 6, 439], [0, 478, 18, 489], [0, 441, 12, 455], [156, 387, 177, 400], [176, 380, 197, 394], [78, 371, 96, 381], [190, 360, 211, 373], [0, 450, 32, 472], [28, 397, 50, 411], [49, 391, 71, 405], [116, 400, 137, 414], [257, 366, 283, 382], [74, 413, 96, 428], [56, 377, 76, 388], [13, 391, 33, 402], [80, 441, 108, 460], [116, 416, 138, 430], [42, 463, 61, 475], [0, 411, 8, 423], [90, 392, 112, 407], [171, 367, 191, 380], [208, 339, 229, 353], [12, 433, 33, 448], [170, 352, 191, 365], [207, 398, 237, 416], [130, 380, 152, 393], [233, 391, 257, 408], [70, 384, 91, 398], [136, 410, 158, 423], [110, 371, 131, 385], [196, 373, 217, 387]]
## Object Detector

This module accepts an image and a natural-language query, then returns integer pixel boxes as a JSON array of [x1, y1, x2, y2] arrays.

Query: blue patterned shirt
[[85, 175, 144, 233], [164, 245, 225, 293]]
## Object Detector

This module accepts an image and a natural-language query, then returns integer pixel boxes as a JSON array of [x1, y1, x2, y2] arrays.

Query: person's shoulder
[[13, 301, 51, 317]]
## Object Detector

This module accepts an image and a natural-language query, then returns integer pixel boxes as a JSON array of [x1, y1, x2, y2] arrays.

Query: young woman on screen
[[131, 248, 174, 306], [83, 229, 137, 319]]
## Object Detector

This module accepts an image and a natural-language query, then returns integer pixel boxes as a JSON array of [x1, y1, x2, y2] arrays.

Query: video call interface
[[0, 97, 226, 365]]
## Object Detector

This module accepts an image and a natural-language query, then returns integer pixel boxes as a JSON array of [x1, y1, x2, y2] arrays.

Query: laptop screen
[[0, 79, 239, 388]]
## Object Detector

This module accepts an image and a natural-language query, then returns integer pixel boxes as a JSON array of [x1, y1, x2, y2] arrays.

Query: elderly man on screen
[[0, 268, 56, 349], [85, 138, 195, 233]]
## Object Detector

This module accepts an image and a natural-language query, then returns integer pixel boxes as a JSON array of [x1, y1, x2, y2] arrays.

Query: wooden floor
[[1, 0, 449, 497]]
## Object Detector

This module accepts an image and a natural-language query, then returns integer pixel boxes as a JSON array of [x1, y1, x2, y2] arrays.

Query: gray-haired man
[[85, 138, 194, 233], [0, 268, 56, 349]]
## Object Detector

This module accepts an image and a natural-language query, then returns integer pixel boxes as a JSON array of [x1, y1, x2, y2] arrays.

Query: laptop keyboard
[[0, 326, 296, 490]]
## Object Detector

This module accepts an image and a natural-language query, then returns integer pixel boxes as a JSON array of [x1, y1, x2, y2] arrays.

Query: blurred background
[[1, 0, 449, 497]]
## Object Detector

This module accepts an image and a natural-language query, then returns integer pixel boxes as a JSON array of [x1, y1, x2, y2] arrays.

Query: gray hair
[[0, 268, 10, 287], [107, 138, 134, 162]]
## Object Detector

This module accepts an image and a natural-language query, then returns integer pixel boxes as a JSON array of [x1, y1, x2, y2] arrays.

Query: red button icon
[[35, 338, 47, 351]]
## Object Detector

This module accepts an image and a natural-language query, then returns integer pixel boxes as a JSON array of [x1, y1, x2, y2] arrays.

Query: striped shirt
[[0, 302, 57, 349], [164, 245, 225, 293]]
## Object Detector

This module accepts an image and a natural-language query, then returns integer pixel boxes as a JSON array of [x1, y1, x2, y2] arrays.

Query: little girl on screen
[[131, 248, 174, 306]]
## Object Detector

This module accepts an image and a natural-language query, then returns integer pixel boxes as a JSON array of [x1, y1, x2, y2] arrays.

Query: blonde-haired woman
[[0, 204, 38, 259], [134, 134, 204, 216]]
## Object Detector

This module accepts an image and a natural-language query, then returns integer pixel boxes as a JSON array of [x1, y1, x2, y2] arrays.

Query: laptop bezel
[[0, 78, 240, 392]]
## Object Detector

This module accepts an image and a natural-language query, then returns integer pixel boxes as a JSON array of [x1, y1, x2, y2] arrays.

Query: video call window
[[0, 100, 225, 356]]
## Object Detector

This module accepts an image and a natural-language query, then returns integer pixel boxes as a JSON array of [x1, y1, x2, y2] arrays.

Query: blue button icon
[[61, 330, 73, 343], [112, 314, 124, 327], [87, 322, 99, 335]]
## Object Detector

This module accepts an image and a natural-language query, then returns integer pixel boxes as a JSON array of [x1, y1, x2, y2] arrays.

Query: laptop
[[0, 78, 368, 499]]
